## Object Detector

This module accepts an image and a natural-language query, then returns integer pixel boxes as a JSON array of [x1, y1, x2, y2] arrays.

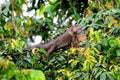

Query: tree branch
[[11, 0, 16, 35]]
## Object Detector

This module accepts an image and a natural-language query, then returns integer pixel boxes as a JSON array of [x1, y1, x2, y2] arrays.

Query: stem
[[11, 0, 16, 35]]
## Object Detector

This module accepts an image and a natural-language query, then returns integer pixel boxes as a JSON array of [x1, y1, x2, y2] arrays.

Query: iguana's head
[[70, 25, 86, 42]]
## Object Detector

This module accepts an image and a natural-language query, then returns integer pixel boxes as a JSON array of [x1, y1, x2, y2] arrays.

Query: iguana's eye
[[76, 30, 82, 33], [73, 25, 83, 33], [74, 29, 82, 33]]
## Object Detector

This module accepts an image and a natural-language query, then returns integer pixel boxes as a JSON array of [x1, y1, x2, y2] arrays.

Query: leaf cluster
[[0, 0, 120, 80]]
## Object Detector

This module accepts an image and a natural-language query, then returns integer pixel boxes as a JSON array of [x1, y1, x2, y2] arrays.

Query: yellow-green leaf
[[21, 69, 46, 80]]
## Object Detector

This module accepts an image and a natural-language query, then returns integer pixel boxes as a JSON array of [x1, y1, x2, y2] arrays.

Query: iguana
[[29, 25, 86, 59]]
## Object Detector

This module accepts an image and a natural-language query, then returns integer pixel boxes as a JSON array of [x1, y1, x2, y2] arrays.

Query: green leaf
[[4, 24, 12, 31], [73, 72, 81, 78], [100, 73, 106, 80], [59, 55, 65, 60], [92, 47, 100, 54], [46, 18, 53, 30], [17, 48, 23, 54], [84, 78, 89, 80], [82, 60, 90, 71], [94, 31, 100, 42], [57, 55, 65, 61], [48, 0, 57, 4], [71, 60, 79, 69], [92, 68, 99, 75], [2, 2, 10, 15], [90, 50, 95, 55], [30, 70, 45, 80], [109, 38, 116, 48], [106, 73, 114, 80], [90, 55, 97, 63], [116, 49, 120, 56], [103, 38, 108, 47], [21, 69, 45, 80], [49, 58, 56, 63], [95, 70, 102, 79], [39, 48, 48, 55], [38, 4, 57, 16]]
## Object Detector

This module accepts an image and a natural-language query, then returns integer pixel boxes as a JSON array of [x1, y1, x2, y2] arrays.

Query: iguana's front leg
[[46, 44, 56, 60], [71, 37, 79, 47]]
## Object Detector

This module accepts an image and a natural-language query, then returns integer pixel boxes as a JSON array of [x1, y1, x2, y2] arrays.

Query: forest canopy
[[0, 0, 120, 80]]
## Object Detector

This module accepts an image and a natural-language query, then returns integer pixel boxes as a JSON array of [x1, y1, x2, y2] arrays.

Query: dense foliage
[[0, 0, 120, 80]]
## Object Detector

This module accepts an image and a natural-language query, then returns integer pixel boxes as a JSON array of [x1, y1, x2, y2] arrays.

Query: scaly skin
[[30, 25, 86, 59]]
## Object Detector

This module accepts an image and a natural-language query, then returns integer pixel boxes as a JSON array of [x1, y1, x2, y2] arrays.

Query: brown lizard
[[30, 25, 86, 59]]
